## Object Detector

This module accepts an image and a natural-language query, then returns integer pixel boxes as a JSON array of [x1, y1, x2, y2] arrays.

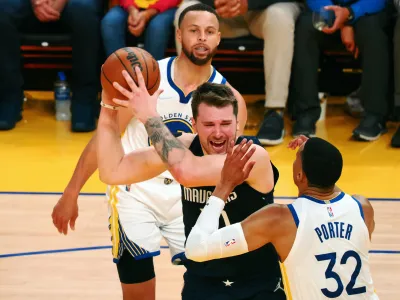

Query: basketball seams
[[138, 50, 149, 89], [102, 48, 160, 96], [113, 52, 137, 85], [147, 64, 160, 91], [101, 66, 113, 85]]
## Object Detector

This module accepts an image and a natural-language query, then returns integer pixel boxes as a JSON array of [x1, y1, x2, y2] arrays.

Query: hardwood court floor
[[0, 96, 399, 299]]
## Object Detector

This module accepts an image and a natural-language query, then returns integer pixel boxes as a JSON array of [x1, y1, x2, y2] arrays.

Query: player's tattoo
[[145, 117, 186, 164]]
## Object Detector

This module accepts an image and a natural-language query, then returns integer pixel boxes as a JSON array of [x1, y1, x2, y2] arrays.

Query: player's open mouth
[[210, 141, 226, 151], [194, 46, 209, 55]]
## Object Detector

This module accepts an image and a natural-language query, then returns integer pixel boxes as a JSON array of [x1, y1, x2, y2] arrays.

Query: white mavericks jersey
[[282, 192, 378, 300], [108, 57, 226, 218]]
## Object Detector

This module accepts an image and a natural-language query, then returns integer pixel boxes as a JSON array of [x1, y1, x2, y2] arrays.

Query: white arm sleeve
[[185, 196, 249, 262]]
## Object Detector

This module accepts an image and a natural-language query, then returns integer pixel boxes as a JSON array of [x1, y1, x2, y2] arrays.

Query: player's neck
[[174, 55, 213, 88], [300, 187, 340, 201]]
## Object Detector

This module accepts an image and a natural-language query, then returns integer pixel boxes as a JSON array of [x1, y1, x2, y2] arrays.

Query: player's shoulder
[[352, 194, 374, 216], [157, 56, 172, 65], [157, 57, 173, 72], [211, 66, 227, 85], [249, 204, 289, 232], [251, 144, 271, 164], [177, 132, 197, 148]]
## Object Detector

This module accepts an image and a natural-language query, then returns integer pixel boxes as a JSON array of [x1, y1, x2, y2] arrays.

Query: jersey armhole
[[221, 77, 227, 85], [351, 196, 365, 220], [288, 204, 299, 228]]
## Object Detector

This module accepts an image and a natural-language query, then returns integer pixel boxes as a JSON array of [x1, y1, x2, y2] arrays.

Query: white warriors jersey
[[108, 57, 226, 217], [282, 192, 378, 300]]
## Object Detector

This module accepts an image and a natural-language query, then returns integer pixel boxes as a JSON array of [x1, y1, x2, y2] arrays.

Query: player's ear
[[177, 28, 182, 45], [298, 170, 307, 185], [217, 31, 221, 46]]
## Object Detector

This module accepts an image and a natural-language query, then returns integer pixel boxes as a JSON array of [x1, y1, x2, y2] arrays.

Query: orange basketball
[[100, 47, 161, 106]]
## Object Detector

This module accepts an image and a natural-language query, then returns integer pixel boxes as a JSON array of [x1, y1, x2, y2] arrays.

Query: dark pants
[[291, 10, 391, 122], [181, 271, 286, 300], [101, 6, 176, 60], [0, 0, 103, 125]]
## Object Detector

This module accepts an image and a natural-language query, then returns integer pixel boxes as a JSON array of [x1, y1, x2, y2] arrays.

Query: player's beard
[[182, 42, 217, 66]]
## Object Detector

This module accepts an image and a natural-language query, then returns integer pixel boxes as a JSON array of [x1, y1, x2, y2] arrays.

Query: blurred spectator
[[392, 0, 400, 147], [174, 0, 302, 146], [0, 0, 103, 132], [290, 0, 390, 141], [101, 0, 181, 59]]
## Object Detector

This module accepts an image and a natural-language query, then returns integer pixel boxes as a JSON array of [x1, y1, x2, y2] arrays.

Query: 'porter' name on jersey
[[183, 187, 237, 204], [314, 222, 353, 243]]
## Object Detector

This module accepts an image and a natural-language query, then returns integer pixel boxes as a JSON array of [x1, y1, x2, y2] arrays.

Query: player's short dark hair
[[301, 138, 343, 189], [178, 3, 218, 28], [191, 82, 238, 120]]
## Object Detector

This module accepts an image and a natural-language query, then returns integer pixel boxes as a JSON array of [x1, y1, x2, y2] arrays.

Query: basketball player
[[185, 135, 379, 299], [51, 4, 247, 300], [96, 75, 285, 299]]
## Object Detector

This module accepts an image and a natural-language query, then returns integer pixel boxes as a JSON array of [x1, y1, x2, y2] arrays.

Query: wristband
[[100, 101, 119, 110]]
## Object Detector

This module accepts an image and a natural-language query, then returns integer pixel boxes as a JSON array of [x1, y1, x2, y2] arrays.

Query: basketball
[[100, 47, 161, 106]]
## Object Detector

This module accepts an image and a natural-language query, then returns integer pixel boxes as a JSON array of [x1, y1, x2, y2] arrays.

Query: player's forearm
[[185, 196, 249, 262], [212, 181, 236, 202], [97, 108, 126, 184], [63, 134, 99, 200], [144, 116, 191, 181]]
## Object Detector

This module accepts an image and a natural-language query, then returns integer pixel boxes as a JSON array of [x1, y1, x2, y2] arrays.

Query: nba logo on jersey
[[327, 206, 334, 217], [164, 178, 173, 185], [126, 185, 131, 192], [224, 239, 236, 247]]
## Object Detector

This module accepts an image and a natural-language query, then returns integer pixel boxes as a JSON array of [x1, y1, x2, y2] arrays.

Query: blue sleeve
[[306, 0, 334, 12], [350, 0, 386, 21]]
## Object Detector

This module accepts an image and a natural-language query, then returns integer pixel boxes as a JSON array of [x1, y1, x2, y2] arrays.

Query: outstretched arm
[[52, 100, 133, 234], [185, 140, 282, 262]]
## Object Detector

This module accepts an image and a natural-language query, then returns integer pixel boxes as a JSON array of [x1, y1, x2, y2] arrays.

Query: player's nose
[[198, 31, 206, 42]]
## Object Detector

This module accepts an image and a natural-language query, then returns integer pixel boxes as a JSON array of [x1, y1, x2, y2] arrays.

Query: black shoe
[[391, 126, 400, 148], [256, 110, 285, 146], [0, 93, 23, 131], [71, 100, 97, 133], [71, 120, 96, 132], [352, 114, 387, 141], [0, 119, 16, 130], [292, 116, 317, 138]]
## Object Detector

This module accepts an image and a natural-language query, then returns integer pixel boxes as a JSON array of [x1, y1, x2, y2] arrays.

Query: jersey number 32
[[316, 250, 367, 298]]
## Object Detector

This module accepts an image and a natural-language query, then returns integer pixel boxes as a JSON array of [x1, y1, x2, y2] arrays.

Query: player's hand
[[32, 0, 60, 22], [287, 135, 309, 150], [322, 5, 350, 34], [341, 26, 359, 59], [112, 67, 164, 123], [222, 139, 256, 188], [51, 193, 79, 235]]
